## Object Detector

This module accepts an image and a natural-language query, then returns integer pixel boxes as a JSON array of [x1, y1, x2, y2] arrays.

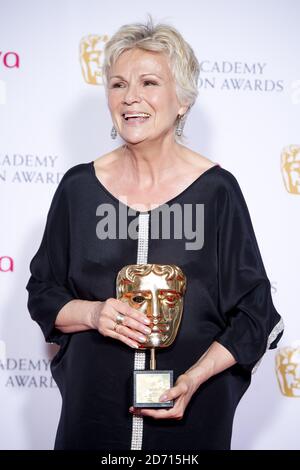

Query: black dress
[[26, 162, 283, 450]]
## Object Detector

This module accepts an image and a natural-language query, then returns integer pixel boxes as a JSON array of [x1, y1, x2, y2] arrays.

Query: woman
[[26, 18, 283, 450]]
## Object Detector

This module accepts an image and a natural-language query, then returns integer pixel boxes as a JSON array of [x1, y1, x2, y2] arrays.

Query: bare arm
[[55, 299, 100, 333], [131, 341, 237, 419], [184, 341, 237, 389], [54, 298, 152, 350]]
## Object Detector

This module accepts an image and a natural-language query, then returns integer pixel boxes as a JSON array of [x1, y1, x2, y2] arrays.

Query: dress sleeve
[[215, 171, 284, 372], [26, 177, 76, 345]]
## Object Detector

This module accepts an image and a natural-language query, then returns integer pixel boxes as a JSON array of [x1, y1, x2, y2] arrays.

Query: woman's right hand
[[90, 298, 152, 349]]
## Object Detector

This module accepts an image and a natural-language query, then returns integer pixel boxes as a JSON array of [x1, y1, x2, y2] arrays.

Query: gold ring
[[115, 313, 125, 325]]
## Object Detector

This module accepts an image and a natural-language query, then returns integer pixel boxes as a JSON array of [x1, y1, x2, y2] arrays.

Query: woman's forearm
[[185, 341, 237, 389], [55, 303, 237, 381], [55, 299, 101, 333]]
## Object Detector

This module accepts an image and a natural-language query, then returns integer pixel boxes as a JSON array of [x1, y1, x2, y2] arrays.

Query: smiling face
[[107, 48, 188, 144]]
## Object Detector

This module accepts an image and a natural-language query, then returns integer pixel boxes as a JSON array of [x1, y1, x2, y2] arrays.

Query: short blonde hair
[[103, 17, 200, 109]]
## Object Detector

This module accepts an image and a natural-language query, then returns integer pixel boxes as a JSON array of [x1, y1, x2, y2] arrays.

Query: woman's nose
[[123, 84, 141, 104]]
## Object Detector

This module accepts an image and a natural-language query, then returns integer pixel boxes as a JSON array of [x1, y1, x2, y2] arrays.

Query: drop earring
[[111, 125, 117, 139], [175, 115, 184, 137]]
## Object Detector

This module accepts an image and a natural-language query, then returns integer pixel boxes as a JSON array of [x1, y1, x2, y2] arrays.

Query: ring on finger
[[115, 313, 125, 325]]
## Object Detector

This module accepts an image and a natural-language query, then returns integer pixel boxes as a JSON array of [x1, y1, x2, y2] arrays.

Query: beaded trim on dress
[[130, 213, 150, 450]]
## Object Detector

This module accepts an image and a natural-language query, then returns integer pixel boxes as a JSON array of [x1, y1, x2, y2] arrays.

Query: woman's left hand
[[129, 372, 200, 420]]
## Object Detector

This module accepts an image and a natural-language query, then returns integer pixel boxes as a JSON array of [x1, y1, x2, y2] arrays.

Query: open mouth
[[122, 112, 151, 122]]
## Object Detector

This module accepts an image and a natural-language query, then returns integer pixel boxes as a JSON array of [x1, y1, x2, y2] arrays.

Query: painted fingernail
[[143, 327, 151, 334], [143, 317, 151, 324], [138, 336, 146, 342], [159, 395, 169, 402], [131, 342, 139, 348]]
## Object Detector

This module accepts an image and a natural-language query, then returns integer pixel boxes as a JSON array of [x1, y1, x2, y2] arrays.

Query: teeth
[[124, 113, 150, 120]]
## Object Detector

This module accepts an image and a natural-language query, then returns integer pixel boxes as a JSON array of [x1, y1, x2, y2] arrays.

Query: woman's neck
[[119, 138, 184, 188]]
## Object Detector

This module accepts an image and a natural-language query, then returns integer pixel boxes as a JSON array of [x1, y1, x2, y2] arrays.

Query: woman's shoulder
[[209, 164, 241, 190], [93, 150, 120, 182], [57, 161, 94, 191], [183, 147, 240, 191], [182, 146, 215, 173], [93, 150, 119, 169], [56, 152, 120, 196], [205, 163, 248, 213]]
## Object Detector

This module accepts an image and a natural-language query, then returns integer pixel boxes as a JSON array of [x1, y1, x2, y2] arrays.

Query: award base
[[133, 370, 174, 408]]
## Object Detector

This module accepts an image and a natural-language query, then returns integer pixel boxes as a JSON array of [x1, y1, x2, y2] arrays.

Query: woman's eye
[[143, 80, 157, 86], [111, 82, 124, 88]]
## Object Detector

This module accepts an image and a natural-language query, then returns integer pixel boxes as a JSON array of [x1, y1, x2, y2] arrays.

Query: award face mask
[[116, 264, 186, 349]]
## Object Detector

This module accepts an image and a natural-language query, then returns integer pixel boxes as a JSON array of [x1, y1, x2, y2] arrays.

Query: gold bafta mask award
[[116, 264, 186, 408], [79, 34, 109, 85], [275, 343, 300, 397], [281, 144, 300, 195]]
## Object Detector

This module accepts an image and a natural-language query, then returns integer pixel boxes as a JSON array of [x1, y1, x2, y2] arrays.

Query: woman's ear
[[178, 104, 191, 117]]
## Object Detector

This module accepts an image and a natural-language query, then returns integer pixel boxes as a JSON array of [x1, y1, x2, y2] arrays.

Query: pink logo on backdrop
[[0, 51, 20, 68], [0, 256, 14, 272]]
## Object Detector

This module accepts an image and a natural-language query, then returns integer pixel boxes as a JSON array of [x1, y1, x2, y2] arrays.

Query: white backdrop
[[0, 0, 299, 450]]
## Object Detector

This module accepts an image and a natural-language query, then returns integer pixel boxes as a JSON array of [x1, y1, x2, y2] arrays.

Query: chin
[[121, 134, 149, 145]]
